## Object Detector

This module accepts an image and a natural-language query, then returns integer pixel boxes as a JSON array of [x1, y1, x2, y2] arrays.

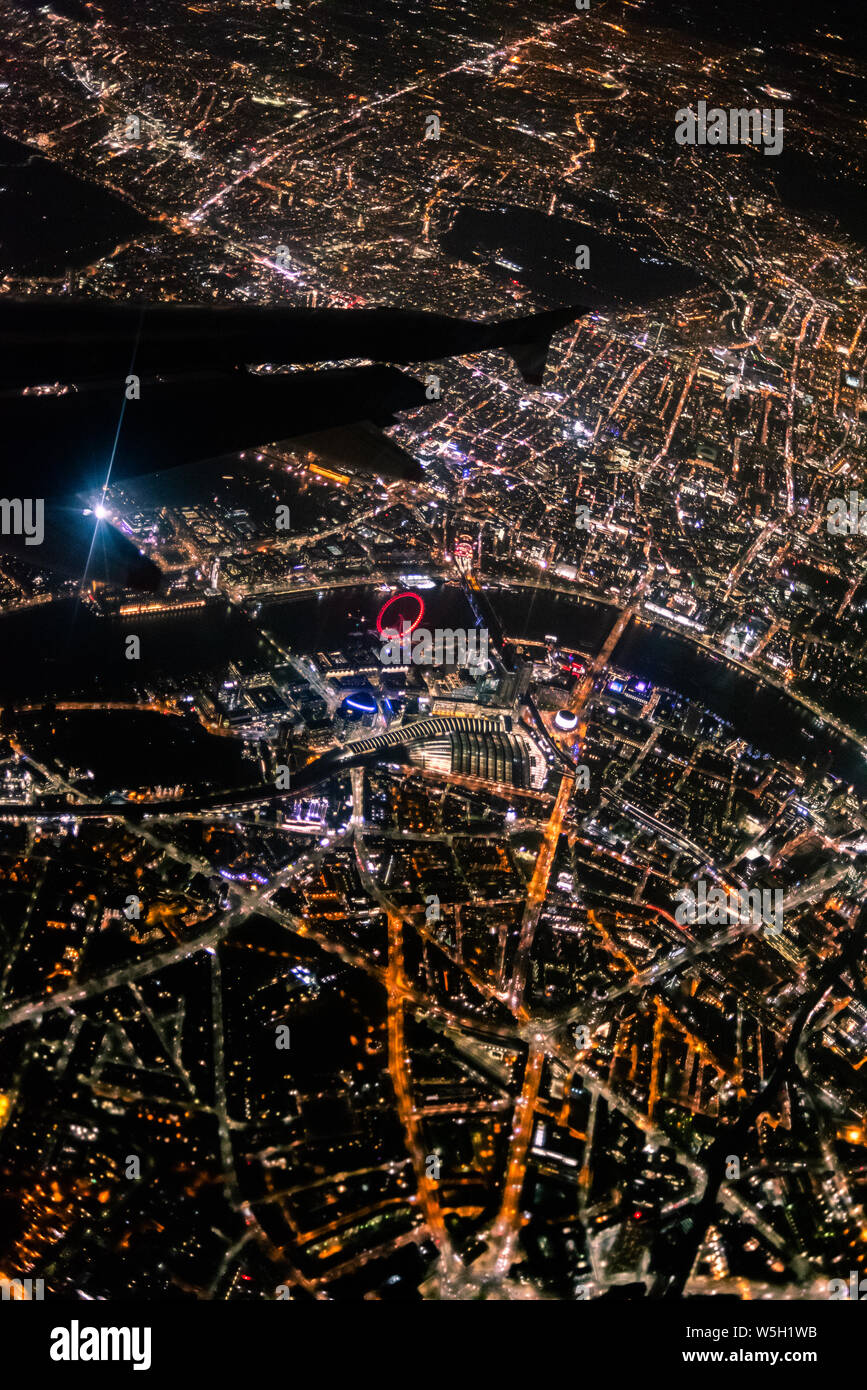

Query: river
[[0, 576, 862, 791]]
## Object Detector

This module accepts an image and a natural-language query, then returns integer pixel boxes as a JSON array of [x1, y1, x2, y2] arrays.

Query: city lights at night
[[0, 0, 863, 1365]]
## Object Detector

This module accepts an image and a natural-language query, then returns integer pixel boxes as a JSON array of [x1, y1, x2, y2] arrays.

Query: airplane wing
[[0, 296, 589, 590], [0, 298, 590, 387], [0, 502, 163, 591], [0, 365, 428, 489], [0, 364, 428, 589], [285, 420, 422, 482]]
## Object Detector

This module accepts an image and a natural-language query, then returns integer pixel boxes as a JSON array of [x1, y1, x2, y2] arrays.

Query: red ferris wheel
[[376, 591, 425, 639]]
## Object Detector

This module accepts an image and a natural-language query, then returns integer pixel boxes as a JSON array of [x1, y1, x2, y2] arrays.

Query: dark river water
[[15, 708, 250, 794], [0, 598, 262, 703], [0, 577, 862, 791], [489, 583, 867, 791]]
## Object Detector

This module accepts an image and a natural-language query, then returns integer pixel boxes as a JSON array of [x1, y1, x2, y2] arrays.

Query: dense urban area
[[0, 0, 864, 1304]]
